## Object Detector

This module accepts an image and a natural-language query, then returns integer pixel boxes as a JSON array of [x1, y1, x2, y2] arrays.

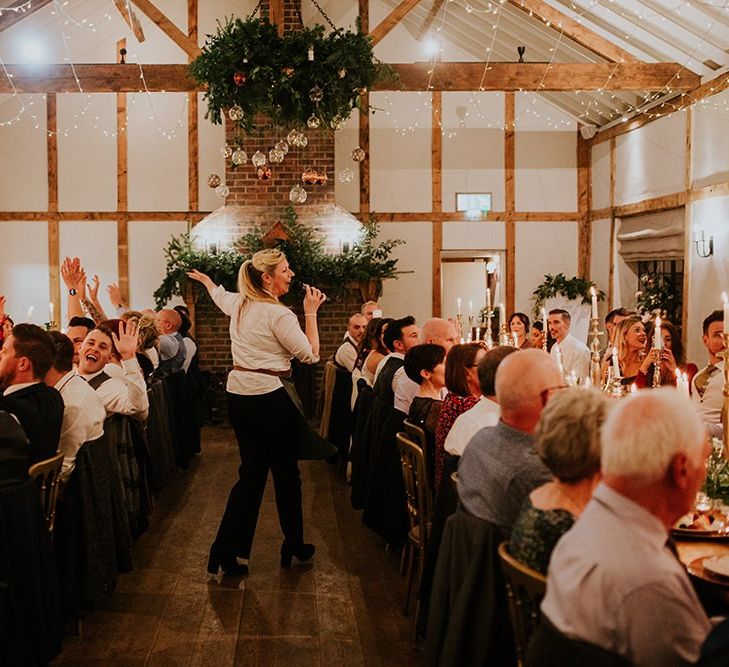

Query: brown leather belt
[[233, 365, 292, 378]]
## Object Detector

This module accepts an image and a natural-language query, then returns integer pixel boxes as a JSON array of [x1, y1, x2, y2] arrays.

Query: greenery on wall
[[531, 273, 605, 317], [189, 17, 392, 133], [153, 207, 403, 308], [635, 272, 681, 319]]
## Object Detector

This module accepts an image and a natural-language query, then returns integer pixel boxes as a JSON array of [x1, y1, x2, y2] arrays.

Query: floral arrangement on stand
[[154, 207, 403, 308], [531, 273, 605, 318], [190, 16, 392, 202]]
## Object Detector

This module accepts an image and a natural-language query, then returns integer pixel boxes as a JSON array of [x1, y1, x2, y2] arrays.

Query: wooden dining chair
[[403, 419, 433, 504], [28, 451, 65, 535], [497, 541, 547, 666], [396, 431, 432, 635]]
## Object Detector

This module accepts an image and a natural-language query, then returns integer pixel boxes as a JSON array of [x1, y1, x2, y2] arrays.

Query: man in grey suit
[[457, 348, 561, 533]]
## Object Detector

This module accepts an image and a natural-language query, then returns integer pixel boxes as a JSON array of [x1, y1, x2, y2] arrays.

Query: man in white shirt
[[691, 309, 725, 438], [373, 316, 420, 407], [78, 321, 149, 420], [541, 389, 711, 665], [334, 313, 367, 373], [45, 331, 105, 480], [445, 345, 517, 456], [548, 308, 590, 379], [394, 318, 457, 414]]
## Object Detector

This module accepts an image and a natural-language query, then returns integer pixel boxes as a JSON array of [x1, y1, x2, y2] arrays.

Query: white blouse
[[211, 285, 319, 396]]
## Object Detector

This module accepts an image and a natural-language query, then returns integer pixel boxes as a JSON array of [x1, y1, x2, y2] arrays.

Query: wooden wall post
[[359, 0, 370, 217], [47, 94, 60, 327], [682, 108, 692, 349], [116, 39, 129, 306], [608, 137, 616, 310], [577, 132, 591, 279], [432, 91, 442, 317], [187, 0, 198, 330], [504, 92, 516, 316]]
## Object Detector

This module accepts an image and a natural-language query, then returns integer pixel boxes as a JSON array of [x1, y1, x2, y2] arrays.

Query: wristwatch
[[68, 288, 77, 296]]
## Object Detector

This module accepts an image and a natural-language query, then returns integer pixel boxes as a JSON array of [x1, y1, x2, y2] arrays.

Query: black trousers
[[212, 388, 304, 558]]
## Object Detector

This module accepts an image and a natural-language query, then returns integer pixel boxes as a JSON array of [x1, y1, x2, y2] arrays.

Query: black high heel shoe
[[207, 546, 249, 577], [280, 542, 315, 568]]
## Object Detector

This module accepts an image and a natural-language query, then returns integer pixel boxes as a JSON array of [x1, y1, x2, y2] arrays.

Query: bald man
[[457, 349, 560, 532], [334, 313, 367, 373], [156, 308, 187, 376], [394, 318, 457, 414]]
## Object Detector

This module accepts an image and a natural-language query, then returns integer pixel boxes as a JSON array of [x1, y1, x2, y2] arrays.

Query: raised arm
[[87, 274, 109, 322], [302, 284, 327, 359], [187, 269, 217, 297], [61, 256, 84, 320]]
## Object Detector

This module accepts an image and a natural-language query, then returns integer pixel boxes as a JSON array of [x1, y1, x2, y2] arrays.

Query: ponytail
[[237, 249, 287, 304]]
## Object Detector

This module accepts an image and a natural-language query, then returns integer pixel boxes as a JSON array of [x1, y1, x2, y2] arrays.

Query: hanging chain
[[248, 0, 262, 19], [308, 0, 339, 32]]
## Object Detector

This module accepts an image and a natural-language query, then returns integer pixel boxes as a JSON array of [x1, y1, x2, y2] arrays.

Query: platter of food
[[687, 556, 729, 588], [672, 509, 729, 539]]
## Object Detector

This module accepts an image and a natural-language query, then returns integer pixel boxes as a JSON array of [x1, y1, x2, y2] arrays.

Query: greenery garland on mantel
[[531, 273, 605, 318], [189, 17, 393, 133], [153, 207, 404, 309]]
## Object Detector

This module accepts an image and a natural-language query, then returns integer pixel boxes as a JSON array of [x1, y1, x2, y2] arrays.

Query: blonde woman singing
[[187, 248, 326, 576]]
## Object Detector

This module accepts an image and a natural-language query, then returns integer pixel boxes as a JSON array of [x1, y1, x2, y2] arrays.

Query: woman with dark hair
[[357, 317, 393, 386], [404, 344, 447, 481], [637, 319, 698, 390], [432, 342, 487, 492], [509, 312, 531, 348], [187, 248, 326, 576], [530, 320, 545, 351]]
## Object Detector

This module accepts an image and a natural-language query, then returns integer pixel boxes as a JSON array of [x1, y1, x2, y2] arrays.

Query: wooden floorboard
[[54, 425, 420, 666]]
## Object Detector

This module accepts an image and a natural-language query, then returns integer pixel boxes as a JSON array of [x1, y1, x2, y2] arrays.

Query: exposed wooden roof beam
[[0, 0, 53, 34], [113, 0, 145, 43], [507, 0, 637, 63], [0, 62, 700, 93], [416, 0, 445, 40], [370, 0, 425, 45], [128, 0, 201, 59]]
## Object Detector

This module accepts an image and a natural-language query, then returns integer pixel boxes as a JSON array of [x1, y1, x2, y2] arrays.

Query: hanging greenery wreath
[[531, 273, 605, 318], [189, 17, 392, 133]]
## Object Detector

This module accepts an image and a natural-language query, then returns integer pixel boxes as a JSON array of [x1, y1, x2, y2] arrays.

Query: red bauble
[[257, 166, 272, 181], [233, 71, 247, 86]]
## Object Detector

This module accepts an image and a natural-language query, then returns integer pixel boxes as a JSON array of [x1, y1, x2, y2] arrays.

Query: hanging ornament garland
[[190, 17, 391, 133]]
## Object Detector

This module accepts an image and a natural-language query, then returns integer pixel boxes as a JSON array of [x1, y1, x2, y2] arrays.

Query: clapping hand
[[107, 282, 124, 308], [303, 284, 326, 315], [112, 318, 139, 361], [88, 274, 101, 302]]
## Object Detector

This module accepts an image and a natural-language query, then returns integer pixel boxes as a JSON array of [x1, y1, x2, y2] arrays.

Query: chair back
[[450, 470, 459, 499], [28, 451, 64, 533], [498, 541, 547, 664], [319, 360, 338, 438], [396, 432, 431, 548]]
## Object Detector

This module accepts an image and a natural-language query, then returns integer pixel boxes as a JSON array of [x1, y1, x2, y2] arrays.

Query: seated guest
[[44, 331, 105, 481], [445, 345, 517, 458], [355, 317, 392, 386], [0, 324, 64, 463], [174, 306, 198, 373], [335, 313, 367, 373], [77, 321, 149, 420], [155, 308, 187, 376], [433, 343, 486, 492], [65, 315, 95, 366], [0, 294, 11, 348], [373, 316, 419, 406], [691, 309, 725, 438], [638, 319, 698, 390], [120, 311, 155, 380], [600, 307, 633, 358], [404, 343, 446, 478], [510, 387, 608, 574], [548, 309, 589, 379], [0, 410, 30, 485], [395, 318, 457, 414], [541, 389, 711, 665], [530, 320, 545, 350], [509, 312, 531, 349], [457, 349, 558, 533], [603, 315, 647, 387], [361, 300, 380, 321], [136, 313, 160, 370]]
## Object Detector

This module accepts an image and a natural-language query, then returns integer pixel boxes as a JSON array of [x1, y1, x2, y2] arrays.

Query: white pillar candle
[[475, 326, 481, 341], [499, 302, 506, 326], [457, 297, 462, 318], [27, 306, 34, 322], [612, 347, 621, 378], [554, 344, 564, 375], [49, 301, 55, 324], [468, 300, 473, 317], [512, 332, 518, 347], [486, 285, 491, 312], [682, 372, 690, 397], [590, 286, 598, 320], [541, 307, 547, 334], [654, 316, 663, 350]]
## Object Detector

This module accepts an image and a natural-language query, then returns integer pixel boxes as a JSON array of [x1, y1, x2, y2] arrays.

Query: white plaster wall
[[335, 111, 360, 212], [442, 93, 505, 212], [377, 221, 432, 325], [0, 221, 49, 324], [686, 196, 729, 363], [442, 262, 488, 320], [591, 141, 611, 211], [129, 221, 189, 310], [58, 94, 117, 212], [615, 111, 686, 205], [515, 222, 578, 315], [443, 221, 506, 249], [369, 92, 432, 212], [59, 221, 118, 324], [0, 94, 47, 210], [515, 95, 577, 212], [692, 89, 729, 189]]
